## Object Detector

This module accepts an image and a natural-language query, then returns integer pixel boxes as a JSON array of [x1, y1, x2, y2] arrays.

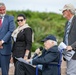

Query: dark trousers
[[0, 53, 11, 75], [15, 61, 42, 75]]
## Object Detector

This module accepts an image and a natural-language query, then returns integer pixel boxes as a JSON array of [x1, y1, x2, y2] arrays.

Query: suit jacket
[[12, 28, 32, 58], [32, 46, 60, 75], [0, 14, 15, 55], [63, 16, 76, 59]]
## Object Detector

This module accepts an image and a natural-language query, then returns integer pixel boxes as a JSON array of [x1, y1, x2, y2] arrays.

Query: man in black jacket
[[61, 4, 76, 75], [15, 35, 60, 75]]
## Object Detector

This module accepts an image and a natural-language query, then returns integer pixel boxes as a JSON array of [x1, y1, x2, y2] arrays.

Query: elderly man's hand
[[35, 48, 41, 55], [66, 46, 72, 51]]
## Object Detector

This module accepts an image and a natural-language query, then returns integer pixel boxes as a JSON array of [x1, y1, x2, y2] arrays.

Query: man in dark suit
[[0, 3, 15, 75], [61, 4, 76, 75]]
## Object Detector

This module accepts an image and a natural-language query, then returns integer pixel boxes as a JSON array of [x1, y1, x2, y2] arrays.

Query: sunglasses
[[17, 19, 24, 22]]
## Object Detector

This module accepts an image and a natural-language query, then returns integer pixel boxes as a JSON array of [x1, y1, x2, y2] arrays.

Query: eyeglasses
[[17, 19, 24, 22]]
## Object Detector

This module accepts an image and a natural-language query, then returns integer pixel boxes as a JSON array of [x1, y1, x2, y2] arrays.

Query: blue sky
[[0, 0, 76, 14]]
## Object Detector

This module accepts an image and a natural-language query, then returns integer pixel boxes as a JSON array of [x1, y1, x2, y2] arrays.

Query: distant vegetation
[[7, 10, 66, 51]]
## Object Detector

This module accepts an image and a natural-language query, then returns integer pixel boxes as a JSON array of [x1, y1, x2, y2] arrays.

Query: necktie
[[65, 22, 71, 45], [0, 18, 2, 27]]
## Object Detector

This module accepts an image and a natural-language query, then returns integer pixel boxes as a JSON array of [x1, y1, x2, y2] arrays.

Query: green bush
[[7, 10, 66, 52]]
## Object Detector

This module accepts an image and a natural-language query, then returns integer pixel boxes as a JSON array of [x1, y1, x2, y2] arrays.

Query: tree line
[[7, 10, 66, 51]]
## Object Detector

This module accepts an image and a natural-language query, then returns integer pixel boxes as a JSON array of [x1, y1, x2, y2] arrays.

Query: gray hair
[[60, 4, 76, 15], [0, 2, 5, 7], [69, 9, 76, 15], [50, 40, 57, 45], [53, 41, 57, 45]]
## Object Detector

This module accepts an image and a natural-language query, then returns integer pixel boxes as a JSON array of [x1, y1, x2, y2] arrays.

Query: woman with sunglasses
[[11, 14, 32, 71]]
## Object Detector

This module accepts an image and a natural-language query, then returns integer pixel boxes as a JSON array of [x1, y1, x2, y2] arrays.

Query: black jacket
[[12, 28, 32, 58], [32, 45, 60, 75]]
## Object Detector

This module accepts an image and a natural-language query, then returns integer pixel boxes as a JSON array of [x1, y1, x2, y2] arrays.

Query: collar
[[69, 15, 74, 23], [45, 45, 58, 53]]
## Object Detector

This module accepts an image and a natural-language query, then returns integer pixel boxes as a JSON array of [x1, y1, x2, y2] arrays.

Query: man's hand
[[35, 48, 41, 55], [66, 46, 72, 51], [0, 41, 2, 46], [0, 45, 3, 49]]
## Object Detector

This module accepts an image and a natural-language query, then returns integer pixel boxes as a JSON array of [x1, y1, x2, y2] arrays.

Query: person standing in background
[[61, 4, 76, 75], [11, 14, 32, 74], [0, 2, 15, 75]]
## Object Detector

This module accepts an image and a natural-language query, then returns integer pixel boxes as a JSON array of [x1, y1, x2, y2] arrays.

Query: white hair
[[49, 40, 57, 45], [69, 9, 76, 15], [53, 40, 57, 45]]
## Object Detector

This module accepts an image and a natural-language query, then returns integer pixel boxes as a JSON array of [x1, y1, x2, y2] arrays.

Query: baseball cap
[[41, 35, 57, 42]]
